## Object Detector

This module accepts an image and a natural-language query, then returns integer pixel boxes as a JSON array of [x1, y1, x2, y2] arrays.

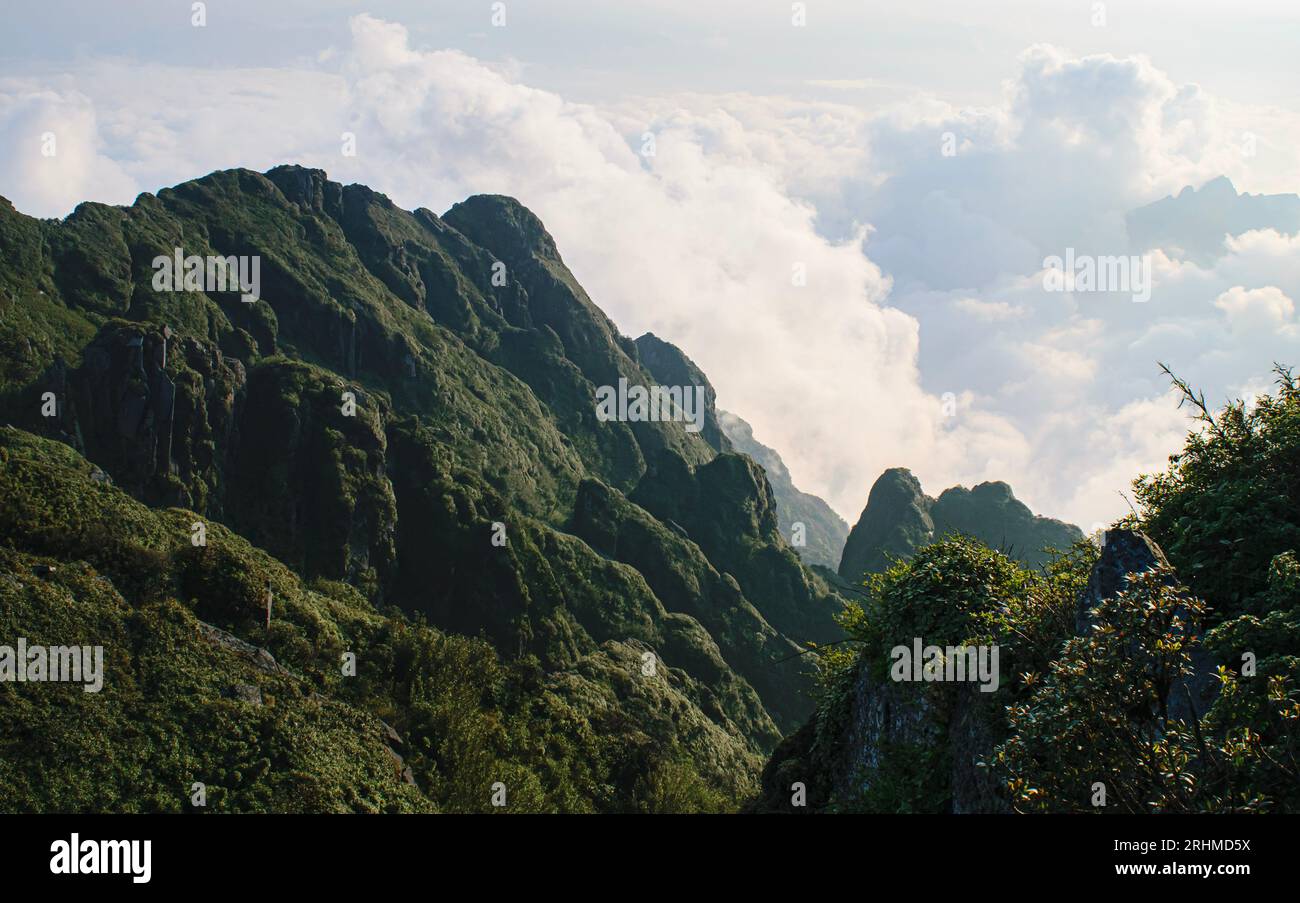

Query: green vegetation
[[754, 536, 1091, 813], [8, 161, 1292, 816], [996, 363, 1300, 813], [0, 427, 745, 812], [995, 566, 1297, 813], [759, 365, 1300, 814], [0, 167, 847, 813]]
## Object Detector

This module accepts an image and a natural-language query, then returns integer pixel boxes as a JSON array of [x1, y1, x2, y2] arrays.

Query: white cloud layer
[[1, 15, 1297, 533]]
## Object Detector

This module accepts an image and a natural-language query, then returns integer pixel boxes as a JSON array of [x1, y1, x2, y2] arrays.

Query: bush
[[994, 364, 1300, 812]]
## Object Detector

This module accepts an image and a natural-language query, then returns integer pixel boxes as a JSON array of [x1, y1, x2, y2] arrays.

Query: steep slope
[[716, 410, 849, 570], [0, 166, 844, 808], [837, 468, 935, 580], [632, 332, 731, 454], [630, 332, 849, 571], [0, 427, 755, 812], [838, 468, 1082, 582]]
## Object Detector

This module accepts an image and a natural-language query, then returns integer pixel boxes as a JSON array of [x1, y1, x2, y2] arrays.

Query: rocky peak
[[265, 165, 344, 219], [839, 469, 1082, 582], [1074, 529, 1219, 725], [443, 194, 561, 265], [838, 467, 933, 581], [632, 449, 780, 546], [1074, 529, 1172, 635], [633, 332, 730, 454]]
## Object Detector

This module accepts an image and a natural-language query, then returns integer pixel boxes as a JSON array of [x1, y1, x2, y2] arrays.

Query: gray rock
[[1075, 529, 1173, 636], [196, 621, 288, 677], [1075, 529, 1219, 725], [230, 683, 263, 705]]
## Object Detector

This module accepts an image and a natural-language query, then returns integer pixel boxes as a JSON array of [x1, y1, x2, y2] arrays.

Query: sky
[[2, 0, 1299, 531]]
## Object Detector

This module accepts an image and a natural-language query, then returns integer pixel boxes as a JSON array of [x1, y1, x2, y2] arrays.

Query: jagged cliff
[[753, 358, 1300, 814], [716, 410, 849, 571], [0, 166, 846, 811]]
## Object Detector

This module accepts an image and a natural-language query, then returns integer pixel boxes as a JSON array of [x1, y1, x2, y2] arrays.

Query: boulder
[[1075, 529, 1220, 725]]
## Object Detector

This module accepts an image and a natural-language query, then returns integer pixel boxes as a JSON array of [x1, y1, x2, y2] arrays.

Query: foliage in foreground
[[766, 536, 1092, 813], [981, 366, 1300, 812], [772, 365, 1300, 813]]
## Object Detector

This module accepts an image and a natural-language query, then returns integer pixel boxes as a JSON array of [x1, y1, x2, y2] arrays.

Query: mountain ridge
[[0, 164, 848, 810], [838, 466, 1083, 582], [1126, 174, 1300, 264]]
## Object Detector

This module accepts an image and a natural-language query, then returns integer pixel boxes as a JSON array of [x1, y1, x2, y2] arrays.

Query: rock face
[[0, 165, 850, 804], [752, 646, 1010, 815], [634, 333, 731, 454], [55, 322, 245, 513], [717, 410, 849, 570], [1074, 529, 1172, 635], [1076, 529, 1219, 725], [838, 468, 1082, 581]]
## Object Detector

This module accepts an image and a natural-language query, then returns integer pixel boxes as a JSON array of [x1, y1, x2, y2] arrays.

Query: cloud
[[326, 18, 948, 517], [0, 85, 138, 215], [0, 18, 1295, 533], [1213, 285, 1296, 332], [952, 297, 1024, 321], [0, 16, 962, 528], [799, 46, 1300, 525]]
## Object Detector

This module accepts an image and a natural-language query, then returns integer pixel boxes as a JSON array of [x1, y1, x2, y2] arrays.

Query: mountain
[[1126, 175, 1300, 265], [630, 334, 850, 572], [838, 467, 1082, 582], [632, 333, 732, 454], [0, 165, 847, 812], [715, 411, 849, 570]]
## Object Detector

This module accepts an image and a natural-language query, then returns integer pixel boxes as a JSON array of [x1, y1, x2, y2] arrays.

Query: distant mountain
[[1127, 175, 1300, 265], [630, 331, 849, 572], [632, 332, 731, 454], [717, 411, 848, 570], [838, 467, 1082, 581]]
